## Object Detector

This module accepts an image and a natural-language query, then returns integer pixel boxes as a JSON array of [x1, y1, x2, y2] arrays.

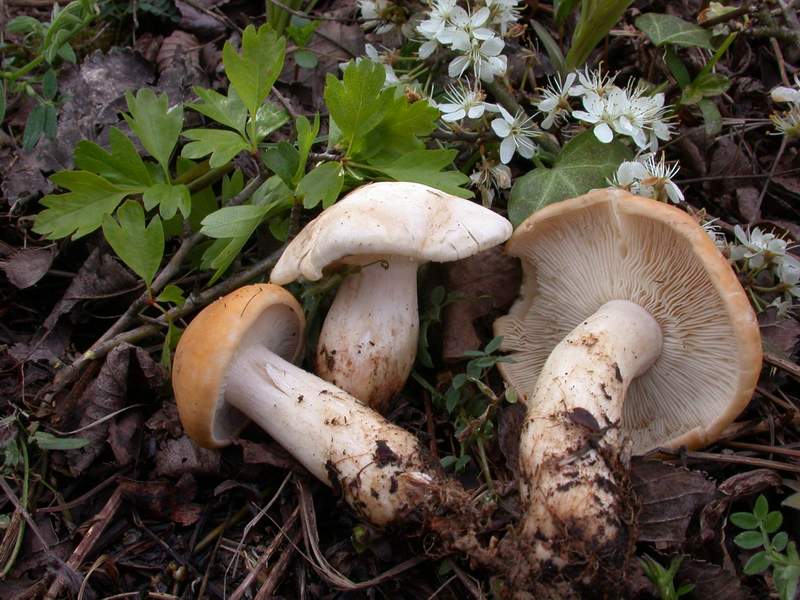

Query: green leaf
[[199, 204, 270, 238], [754, 495, 769, 520], [254, 102, 289, 143], [7, 15, 44, 35], [286, 16, 318, 46], [664, 46, 691, 88], [42, 69, 58, 100], [295, 113, 321, 181], [34, 171, 128, 239], [509, 130, 633, 225], [124, 88, 184, 175], [182, 128, 250, 168], [324, 60, 391, 152], [368, 149, 472, 198], [554, 0, 580, 25], [0, 81, 5, 123], [187, 86, 248, 135], [484, 336, 504, 355], [730, 511, 760, 530], [200, 236, 248, 284], [157, 284, 185, 306], [43, 103, 57, 140], [74, 127, 153, 187], [565, 0, 634, 71], [32, 431, 89, 451], [297, 161, 344, 209], [681, 72, 730, 104], [160, 321, 183, 370], [531, 20, 565, 74], [773, 532, 789, 552], [263, 141, 300, 186], [764, 510, 784, 533], [440, 455, 458, 469], [698, 98, 722, 135], [222, 24, 286, 116], [143, 183, 191, 219], [635, 13, 714, 50], [102, 200, 165, 286], [734, 531, 765, 550], [222, 169, 244, 200], [22, 104, 46, 151], [774, 565, 800, 600], [743, 551, 771, 575], [295, 49, 318, 69], [361, 94, 438, 159]]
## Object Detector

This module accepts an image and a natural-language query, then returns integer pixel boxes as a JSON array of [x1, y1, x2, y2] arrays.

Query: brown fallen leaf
[[497, 402, 525, 475], [237, 438, 297, 470], [119, 477, 202, 526], [631, 459, 716, 546], [0, 247, 55, 289], [442, 246, 521, 361], [154, 435, 221, 477], [676, 558, 755, 600]]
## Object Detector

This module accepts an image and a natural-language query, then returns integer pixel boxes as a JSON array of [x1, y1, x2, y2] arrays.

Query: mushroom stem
[[518, 300, 662, 564], [226, 343, 444, 526], [316, 256, 419, 412]]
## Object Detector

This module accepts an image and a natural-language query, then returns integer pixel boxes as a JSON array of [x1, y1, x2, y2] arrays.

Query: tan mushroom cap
[[172, 284, 305, 448], [494, 188, 762, 453], [270, 181, 513, 283]]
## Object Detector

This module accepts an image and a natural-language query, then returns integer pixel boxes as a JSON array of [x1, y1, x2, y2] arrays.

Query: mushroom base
[[518, 300, 662, 571], [316, 256, 420, 412]]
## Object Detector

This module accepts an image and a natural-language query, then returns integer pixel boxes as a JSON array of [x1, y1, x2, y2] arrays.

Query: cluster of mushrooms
[[172, 183, 762, 589]]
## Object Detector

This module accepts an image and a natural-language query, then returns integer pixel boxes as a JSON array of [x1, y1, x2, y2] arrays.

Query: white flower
[[448, 35, 507, 82], [730, 226, 789, 269], [701, 218, 728, 250], [771, 105, 800, 138], [484, 0, 522, 36], [491, 105, 538, 164], [436, 83, 495, 122], [771, 75, 800, 105], [417, 0, 465, 58], [777, 256, 800, 298], [569, 65, 616, 98], [364, 44, 399, 86], [769, 296, 795, 319], [612, 83, 674, 150], [612, 153, 684, 204], [439, 6, 495, 51], [536, 72, 577, 129], [572, 90, 625, 143], [470, 159, 512, 206], [358, 0, 398, 34]]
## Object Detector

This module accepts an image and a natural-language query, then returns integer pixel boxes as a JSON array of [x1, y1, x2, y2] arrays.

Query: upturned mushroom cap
[[270, 181, 513, 283], [494, 188, 762, 453], [172, 284, 305, 448]]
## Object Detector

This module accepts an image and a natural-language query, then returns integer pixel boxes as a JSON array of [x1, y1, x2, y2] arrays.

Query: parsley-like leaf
[[143, 182, 191, 220], [124, 88, 184, 177], [296, 161, 344, 209], [74, 127, 153, 188], [223, 24, 286, 117], [102, 200, 165, 286], [182, 129, 251, 168], [362, 94, 438, 159], [369, 149, 472, 198], [187, 86, 248, 136]]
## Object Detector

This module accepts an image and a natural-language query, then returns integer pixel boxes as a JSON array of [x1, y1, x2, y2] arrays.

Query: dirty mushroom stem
[[316, 256, 419, 412], [519, 300, 662, 562]]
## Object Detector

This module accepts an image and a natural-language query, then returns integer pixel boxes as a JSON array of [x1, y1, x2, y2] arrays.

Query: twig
[[700, 4, 753, 28], [754, 132, 789, 220], [764, 350, 800, 383], [254, 528, 303, 600], [669, 449, 800, 474], [37, 470, 129, 514], [272, 87, 300, 119], [44, 488, 123, 600], [265, 0, 362, 22], [726, 441, 800, 459]]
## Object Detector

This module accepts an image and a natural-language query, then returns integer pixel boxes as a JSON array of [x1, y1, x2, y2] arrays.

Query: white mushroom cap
[[270, 181, 513, 284], [494, 189, 762, 453]]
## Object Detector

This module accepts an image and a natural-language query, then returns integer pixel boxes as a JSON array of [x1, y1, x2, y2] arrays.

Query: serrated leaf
[[295, 113, 321, 181], [368, 148, 472, 198], [324, 60, 391, 152], [182, 128, 250, 168], [297, 161, 344, 209], [143, 182, 191, 219], [199, 204, 270, 238], [124, 88, 184, 175], [222, 24, 286, 117], [32, 431, 90, 450], [157, 284, 185, 306], [730, 511, 760, 530], [222, 170, 244, 200], [254, 102, 289, 143], [743, 551, 771, 575], [187, 86, 248, 135], [34, 171, 128, 239], [263, 141, 300, 186], [635, 13, 714, 50], [733, 531, 765, 550], [23, 104, 46, 151], [362, 94, 438, 159], [509, 130, 633, 225], [102, 200, 165, 286], [74, 127, 153, 187]]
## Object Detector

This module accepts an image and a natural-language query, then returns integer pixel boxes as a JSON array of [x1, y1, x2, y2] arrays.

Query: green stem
[[475, 437, 495, 494], [1, 440, 29, 578]]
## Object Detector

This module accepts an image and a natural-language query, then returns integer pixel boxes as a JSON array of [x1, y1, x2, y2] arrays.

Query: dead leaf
[[57, 344, 165, 475], [758, 309, 800, 361], [442, 246, 521, 361], [154, 435, 221, 477], [708, 137, 755, 193], [676, 559, 754, 600], [119, 478, 202, 526], [631, 459, 716, 546], [0, 247, 55, 289], [42, 247, 138, 331], [175, 0, 227, 37], [735, 187, 761, 223], [497, 403, 525, 475], [237, 438, 297, 470], [108, 410, 145, 466]]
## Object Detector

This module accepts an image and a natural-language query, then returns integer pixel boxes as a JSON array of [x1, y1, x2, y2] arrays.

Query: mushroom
[[270, 181, 513, 412], [493, 189, 762, 566], [172, 284, 468, 526]]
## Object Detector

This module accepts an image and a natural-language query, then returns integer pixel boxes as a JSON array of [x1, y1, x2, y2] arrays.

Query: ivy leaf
[[324, 60, 391, 153], [143, 182, 191, 219], [369, 149, 472, 198], [102, 200, 165, 286], [32, 431, 90, 450], [187, 86, 248, 136], [182, 129, 250, 168], [508, 130, 633, 226], [635, 13, 714, 50], [362, 94, 438, 159], [74, 127, 153, 188], [124, 89, 184, 176], [34, 171, 128, 239], [222, 24, 286, 117], [199, 204, 270, 239], [295, 113, 321, 181], [254, 102, 289, 143], [296, 161, 344, 209]]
